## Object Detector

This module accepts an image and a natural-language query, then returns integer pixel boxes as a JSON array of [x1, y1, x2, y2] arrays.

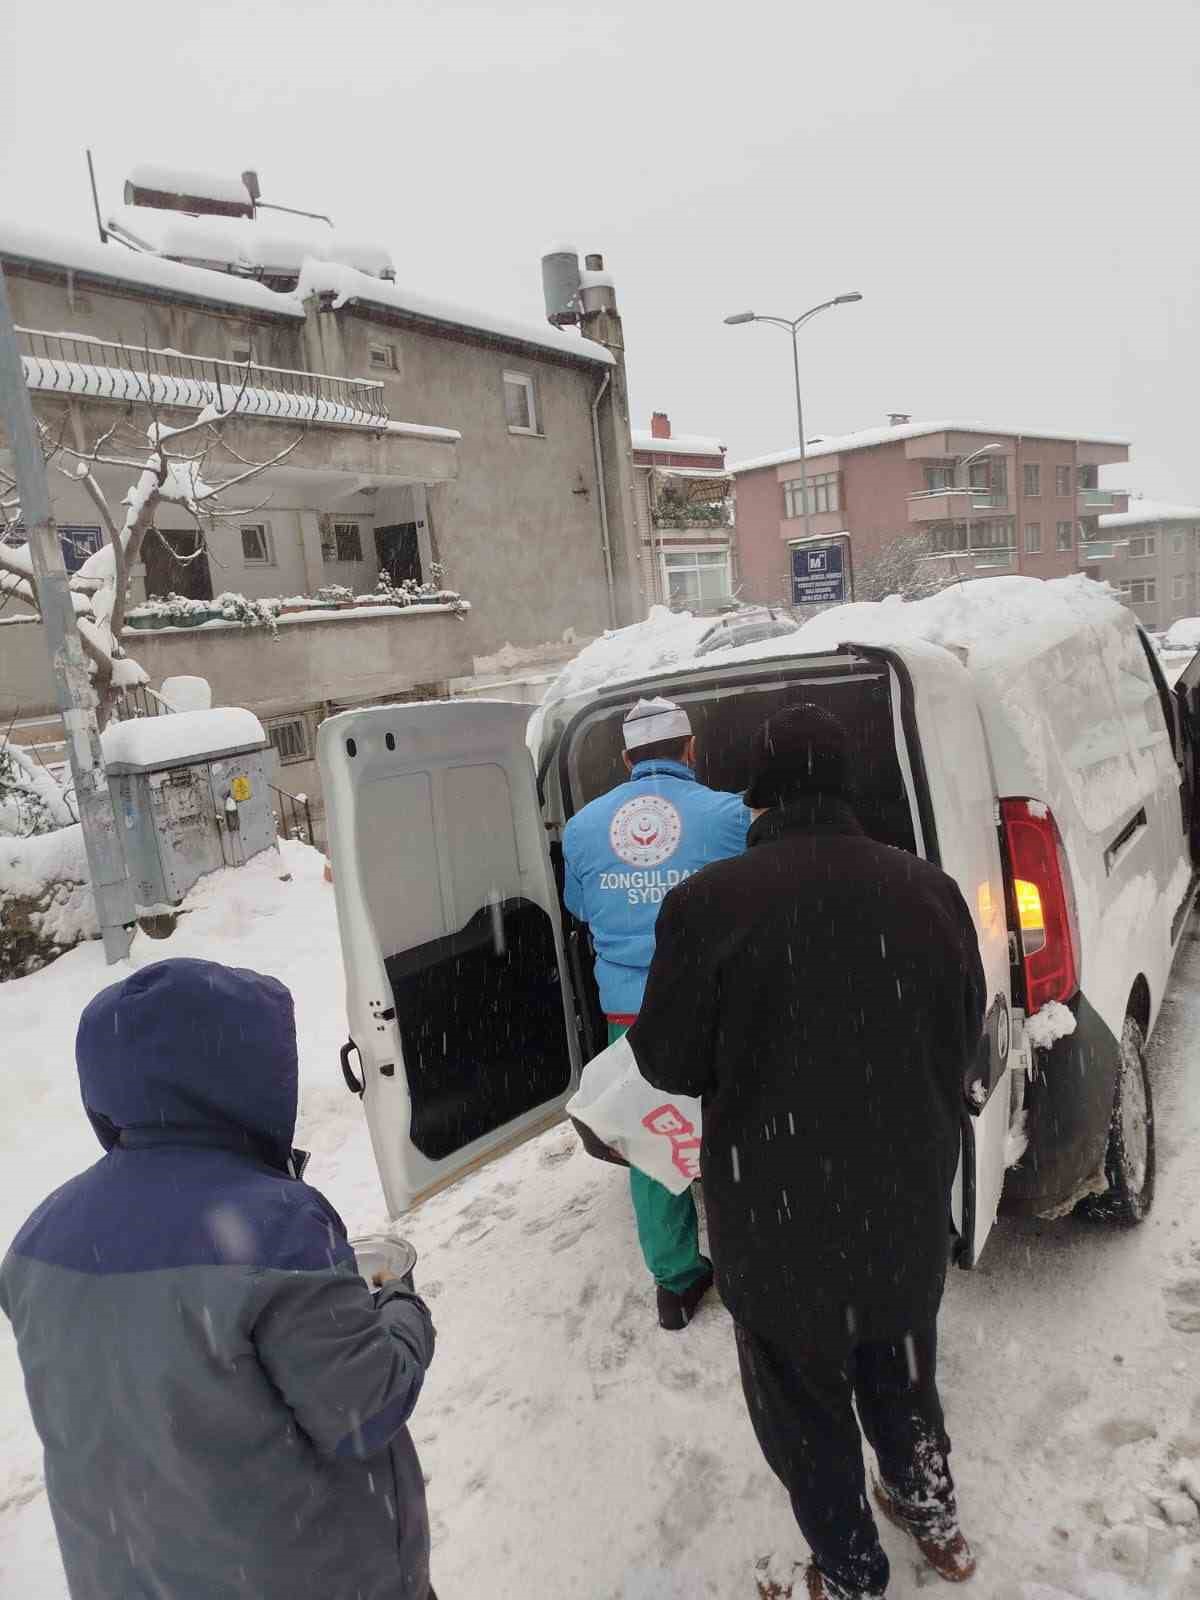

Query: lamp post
[[724, 293, 862, 547]]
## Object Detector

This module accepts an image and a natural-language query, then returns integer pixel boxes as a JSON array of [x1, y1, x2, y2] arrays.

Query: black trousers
[[735, 1321, 956, 1597]]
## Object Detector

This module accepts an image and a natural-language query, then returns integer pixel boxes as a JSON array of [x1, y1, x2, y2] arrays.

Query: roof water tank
[[542, 248, 581, 327]]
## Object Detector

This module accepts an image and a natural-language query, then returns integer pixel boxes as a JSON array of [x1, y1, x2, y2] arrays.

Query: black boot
[[656, 1258, 714, 1330]]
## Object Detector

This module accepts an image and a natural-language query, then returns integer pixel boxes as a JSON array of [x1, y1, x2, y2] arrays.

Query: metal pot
[[350, 1233, 417, 1290]]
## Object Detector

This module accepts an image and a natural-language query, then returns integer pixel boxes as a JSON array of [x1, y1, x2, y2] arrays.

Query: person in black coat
[[629, 704, 986, 1600]]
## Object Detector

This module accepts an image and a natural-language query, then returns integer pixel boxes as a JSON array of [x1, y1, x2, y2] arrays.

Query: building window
[[1171, 531, 1186, 555], [333, 522, 363, 562], [266, 716, 310, 764], [240, 524, 273, 565], [230, 341, 254, 365], [58, 525, 103, 573], [930, 524, 968, 553], [1173, 575, 1188, 601], [503, 371, 539, 434], [1024, 523, 1042, 554], [368, 342, 396, 371], [970, 520, 1013, 551], [1118, 579, 1157, 604], [924, 466, 955, 492], [662, 549, 731, 610], [1128, 533, 1156, 558], [783, 472, 840, 519], [969, 458, 1007, 496], [1056, 520, 1074, 551], [1056, 466, 1072, 497], [1078, 464, 1099, 490], [1023, 464, 1041, 497]]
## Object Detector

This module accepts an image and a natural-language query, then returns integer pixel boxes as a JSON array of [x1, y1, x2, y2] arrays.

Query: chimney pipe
[[888, 412, 912, 426], [584, 253, 604, 272], [651, 412, 670, 440]]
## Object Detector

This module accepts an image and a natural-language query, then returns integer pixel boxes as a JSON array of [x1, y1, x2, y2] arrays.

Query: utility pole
[[0, 265, 135, 963]]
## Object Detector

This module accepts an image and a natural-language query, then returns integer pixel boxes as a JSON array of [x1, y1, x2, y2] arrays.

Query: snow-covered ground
[[1, 841, 1198, 1598]]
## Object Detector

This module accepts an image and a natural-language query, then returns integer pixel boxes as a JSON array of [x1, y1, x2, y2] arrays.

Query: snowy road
[[0, 844, 1197, 1597]]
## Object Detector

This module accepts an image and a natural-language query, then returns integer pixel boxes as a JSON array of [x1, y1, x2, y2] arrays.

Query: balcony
[[1077, 489, 1127, 514], [17, 325, 391, 430], [906, 488, 1008, 524]]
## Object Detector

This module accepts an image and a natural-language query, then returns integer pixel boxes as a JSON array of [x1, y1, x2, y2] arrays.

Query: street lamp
[[724, 293, 863, 546]]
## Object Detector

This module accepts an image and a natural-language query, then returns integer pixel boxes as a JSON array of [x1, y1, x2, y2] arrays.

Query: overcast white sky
[[3, 0, 1197, 498]]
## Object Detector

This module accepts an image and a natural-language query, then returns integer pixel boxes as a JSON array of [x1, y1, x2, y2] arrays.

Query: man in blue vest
[[563, 697, 750, 1329]]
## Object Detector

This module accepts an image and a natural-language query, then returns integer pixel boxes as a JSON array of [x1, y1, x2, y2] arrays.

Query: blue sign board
[[791, 543, 847, 606]]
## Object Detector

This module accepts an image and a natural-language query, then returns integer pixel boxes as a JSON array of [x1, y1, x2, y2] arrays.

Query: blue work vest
[[562, 759, 750, 1016]]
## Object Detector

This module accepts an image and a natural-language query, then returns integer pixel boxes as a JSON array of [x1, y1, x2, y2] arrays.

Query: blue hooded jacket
[[0, 958, 436, 1600], [563, 759, 750, 1015]]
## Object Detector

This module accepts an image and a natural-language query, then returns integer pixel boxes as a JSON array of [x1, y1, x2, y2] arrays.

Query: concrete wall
[[306, 307, 619, 651], [1, 607, 473, 722]]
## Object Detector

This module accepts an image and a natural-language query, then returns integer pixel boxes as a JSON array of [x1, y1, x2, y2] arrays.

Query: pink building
[[728, 419, 1130, 606], [631, 412, 732, 610]]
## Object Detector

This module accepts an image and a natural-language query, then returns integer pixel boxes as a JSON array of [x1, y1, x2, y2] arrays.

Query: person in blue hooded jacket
[[0, 957, 437, 1600], [563, 696, 750, 1330]]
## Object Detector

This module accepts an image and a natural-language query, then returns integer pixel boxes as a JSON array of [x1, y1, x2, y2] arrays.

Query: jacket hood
[[77, 958, 298, 1158]]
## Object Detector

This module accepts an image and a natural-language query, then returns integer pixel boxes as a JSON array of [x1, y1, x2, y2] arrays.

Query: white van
[[318, 577, 1199, 1268]]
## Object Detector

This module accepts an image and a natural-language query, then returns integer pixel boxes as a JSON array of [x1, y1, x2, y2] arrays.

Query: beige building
[[0, 171, 644, 838], [1096, 500, 1200, 631]]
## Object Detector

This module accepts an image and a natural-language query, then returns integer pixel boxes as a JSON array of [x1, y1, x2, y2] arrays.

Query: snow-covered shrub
[[0, 740, 77, 838], [316, 584, 354, 604], [0, 824, 95, 979], [213, 591, 279, 634]]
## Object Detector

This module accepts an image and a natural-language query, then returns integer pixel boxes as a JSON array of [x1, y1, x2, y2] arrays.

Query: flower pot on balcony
[[125, 614, 160, 631]]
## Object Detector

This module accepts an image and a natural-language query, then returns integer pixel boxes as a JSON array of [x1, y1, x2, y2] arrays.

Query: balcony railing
[[17, 326, 389, 430], [1079, 489, 1119, 509]]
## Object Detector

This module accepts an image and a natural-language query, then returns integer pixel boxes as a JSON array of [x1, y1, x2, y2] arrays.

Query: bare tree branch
[[191, 430, 304, 502]]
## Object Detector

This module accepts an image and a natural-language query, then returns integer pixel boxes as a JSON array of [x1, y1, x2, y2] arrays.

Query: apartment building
[[729, 418, 1130, 606], [1097, 500, 1200, 631], [630, 413, 732, 610]]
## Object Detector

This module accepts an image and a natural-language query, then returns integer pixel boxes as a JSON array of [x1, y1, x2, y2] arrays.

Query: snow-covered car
[[318, 576, 1200, 1267]]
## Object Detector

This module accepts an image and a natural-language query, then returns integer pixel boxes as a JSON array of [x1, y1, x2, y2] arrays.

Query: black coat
[[629, 796, 986, 1352]]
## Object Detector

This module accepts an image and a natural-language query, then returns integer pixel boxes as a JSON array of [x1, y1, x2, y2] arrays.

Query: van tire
[[1079, 1016, 1155, 1227]]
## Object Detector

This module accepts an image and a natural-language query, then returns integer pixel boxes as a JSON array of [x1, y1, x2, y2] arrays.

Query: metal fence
[[17, 326, 389, 430]]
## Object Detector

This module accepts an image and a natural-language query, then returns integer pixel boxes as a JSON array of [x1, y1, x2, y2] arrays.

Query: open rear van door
[[318, 701, 582, 1216], [548, 642, 1014, 1267]]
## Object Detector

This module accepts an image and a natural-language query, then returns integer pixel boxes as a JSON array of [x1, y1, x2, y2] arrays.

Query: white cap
[[623, 697, 692, 752]]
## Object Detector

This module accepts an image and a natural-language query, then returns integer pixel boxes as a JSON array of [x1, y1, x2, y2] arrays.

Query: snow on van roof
[[729, 420, 1131, 474], [534, 576, 1130, 716], [1099, 498, 1200, 529]]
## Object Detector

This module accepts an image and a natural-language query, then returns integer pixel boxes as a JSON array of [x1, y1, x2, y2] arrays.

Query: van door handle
[[340, 1038, 365, 1097]]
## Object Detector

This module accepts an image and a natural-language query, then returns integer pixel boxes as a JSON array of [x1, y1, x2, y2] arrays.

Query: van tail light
[[999, 798, 1080, 1012]]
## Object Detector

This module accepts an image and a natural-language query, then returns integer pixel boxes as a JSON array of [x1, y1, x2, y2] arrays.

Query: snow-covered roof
[[108, 206, 395, 282], [293, 259, 612, 367], [126, 165, 251, 208], [0, 220, 303, 320], [100, 707, 266, 770], [0, 219, 612, 368], [632, 431, 724, 457], [729, 420, 1131, 474], [1099, 499, 1200, 529]]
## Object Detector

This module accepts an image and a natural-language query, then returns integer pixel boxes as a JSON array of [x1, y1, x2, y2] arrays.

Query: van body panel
[[1001, 994, 1118, 1215], [318, 701, 582, 1217]]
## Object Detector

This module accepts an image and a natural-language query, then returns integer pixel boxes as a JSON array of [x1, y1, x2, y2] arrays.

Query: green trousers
[[609, 1020, 706, 1294]]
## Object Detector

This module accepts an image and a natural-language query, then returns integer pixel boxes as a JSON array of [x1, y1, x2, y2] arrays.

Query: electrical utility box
[[101, 708, 278, 913]]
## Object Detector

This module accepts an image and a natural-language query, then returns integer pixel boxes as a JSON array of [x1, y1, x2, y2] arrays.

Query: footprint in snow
[[1165, 1275, 1200, 1335]]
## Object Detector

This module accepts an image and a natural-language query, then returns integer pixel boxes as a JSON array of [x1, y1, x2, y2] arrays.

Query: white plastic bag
[[565, 1032, 702, 1195]]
